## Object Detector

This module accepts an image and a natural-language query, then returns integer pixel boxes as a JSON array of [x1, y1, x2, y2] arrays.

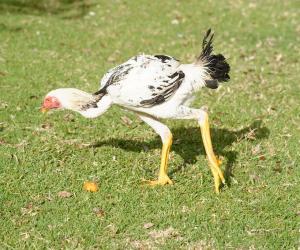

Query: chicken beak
[[40, 107, 49, 113]]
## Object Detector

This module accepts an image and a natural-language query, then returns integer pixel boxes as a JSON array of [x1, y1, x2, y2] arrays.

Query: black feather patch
[[168, 72, 178, 79], [140, 71, 185, 107], [197, 29, 230, 84], [81, 101, 98, 110], [94, 63, 134, 102], [154, 55, 171, 62]]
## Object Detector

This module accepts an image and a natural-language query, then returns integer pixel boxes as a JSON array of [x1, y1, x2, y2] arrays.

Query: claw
[[142, 175, 173, 186]]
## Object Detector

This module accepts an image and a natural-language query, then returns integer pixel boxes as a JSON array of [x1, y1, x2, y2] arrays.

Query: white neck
[[48, 88, 113, 118]]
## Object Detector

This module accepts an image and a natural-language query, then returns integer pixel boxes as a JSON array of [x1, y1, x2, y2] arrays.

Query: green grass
[[0, 0, 299, 249]]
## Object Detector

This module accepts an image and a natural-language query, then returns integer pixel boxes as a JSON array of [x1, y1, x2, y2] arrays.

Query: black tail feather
[[196, 29, 230, 87], [198, 28, 214, 61]]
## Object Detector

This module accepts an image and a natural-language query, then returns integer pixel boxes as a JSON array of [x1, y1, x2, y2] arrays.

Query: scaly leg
[[198, 110, 225, 193], [148, 133, 173, 185], [139, 115, 173, 185]]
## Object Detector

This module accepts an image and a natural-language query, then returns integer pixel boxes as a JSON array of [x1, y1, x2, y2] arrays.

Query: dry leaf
[[57, 191, 72, 198], [106, 224, 118, 236], [143, 222, 154, 229], [171, 19, 179, 25], [83, 181, 98, 192], [93, 207, 105, 217], [259, 155, 266, 161], [41, 123, 53, 130], [245, 129, 256, 140], [275, 53, 283, 62], [251, 144, 261, 155], [21, 203, 34, 216]]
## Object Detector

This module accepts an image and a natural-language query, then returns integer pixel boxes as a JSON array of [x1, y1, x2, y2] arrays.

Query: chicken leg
[[198, 109, 225, 193], [139, 115, 173, 185]]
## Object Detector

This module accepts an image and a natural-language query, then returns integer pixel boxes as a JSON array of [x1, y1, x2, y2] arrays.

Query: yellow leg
[[145, 134, 173, 186], [199, 111, 225, 193]]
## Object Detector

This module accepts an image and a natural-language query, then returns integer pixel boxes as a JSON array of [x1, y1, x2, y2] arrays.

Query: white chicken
[[42, 29, 230, 193]]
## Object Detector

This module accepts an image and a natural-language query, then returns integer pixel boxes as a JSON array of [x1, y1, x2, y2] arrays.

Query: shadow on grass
[[91, 120, 269, 185], [0, 0, 94, 19]]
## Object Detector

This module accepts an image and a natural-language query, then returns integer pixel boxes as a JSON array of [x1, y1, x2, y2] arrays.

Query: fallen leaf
[[41, 123, 53, 130], [143, 222, 154, 229], [57, 191, 72, 198], [171, 19, 179, 25], [275, 53, 283, 62], [106, 224, 118, 236], [245, 129, 256, 140], [0, 102, 8, 109], [251, 144, 261, 155], [259, 155, 266, 161], [93, 207, 105, 217], [21, 203, 33, 215], [83, 181, 98, 192], [245, 55, 255, 61]]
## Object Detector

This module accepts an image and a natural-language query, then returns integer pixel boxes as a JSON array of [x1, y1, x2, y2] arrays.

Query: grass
[[0, 0, 299, 248]]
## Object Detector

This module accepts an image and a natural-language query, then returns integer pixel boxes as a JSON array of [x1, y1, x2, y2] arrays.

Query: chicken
[[41, 29, 230, 193]]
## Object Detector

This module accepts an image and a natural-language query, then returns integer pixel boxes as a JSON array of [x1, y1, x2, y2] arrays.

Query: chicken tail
[[195, 29, 230, 89]]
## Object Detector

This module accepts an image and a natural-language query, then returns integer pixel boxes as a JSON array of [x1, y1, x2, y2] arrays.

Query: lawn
[[0, 0, 299, 249]]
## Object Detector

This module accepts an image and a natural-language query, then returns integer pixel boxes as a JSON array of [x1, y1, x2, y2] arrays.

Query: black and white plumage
[[94, 54, 184, 108], [42, 29, 230, 193], [86, 29, 229, 120]]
